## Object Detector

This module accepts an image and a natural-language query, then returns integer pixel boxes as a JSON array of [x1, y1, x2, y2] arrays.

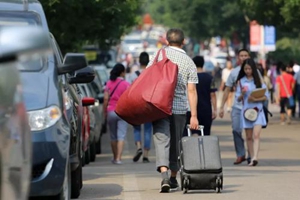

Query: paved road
[[78, 104, 300, 200]]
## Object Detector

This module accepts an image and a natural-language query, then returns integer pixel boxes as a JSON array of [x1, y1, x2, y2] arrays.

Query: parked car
[[78, 84, 102, 159], [0, 1, 93, 199], [93, 65, 109, 89], [0, 26, 50, 200]]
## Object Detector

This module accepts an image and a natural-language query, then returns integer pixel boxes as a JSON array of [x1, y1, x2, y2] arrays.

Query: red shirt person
[[276, 64, 295, 124]]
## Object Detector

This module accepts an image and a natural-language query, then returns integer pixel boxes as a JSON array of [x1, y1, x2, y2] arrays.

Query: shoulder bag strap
[[109, 80, 123, 98], [280, 75, 290, 97]]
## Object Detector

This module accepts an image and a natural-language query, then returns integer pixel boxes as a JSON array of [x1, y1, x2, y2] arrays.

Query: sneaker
[[169, 177, 179, 190], [143, 157, 150, 163], [160, 179, 170, 193], [113, 160, 122, 165], [133, 148, 142, 162]]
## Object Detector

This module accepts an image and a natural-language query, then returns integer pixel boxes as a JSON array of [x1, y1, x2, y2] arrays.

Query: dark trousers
[[183, 111, 212, 136], [152, 114, 186, 172]]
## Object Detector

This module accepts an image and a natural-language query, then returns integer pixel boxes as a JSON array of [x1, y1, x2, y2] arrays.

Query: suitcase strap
[[198, 137, 205, 169]]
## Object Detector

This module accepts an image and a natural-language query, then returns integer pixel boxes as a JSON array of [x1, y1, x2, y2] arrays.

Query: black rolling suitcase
[[179, 125, 223, 193]]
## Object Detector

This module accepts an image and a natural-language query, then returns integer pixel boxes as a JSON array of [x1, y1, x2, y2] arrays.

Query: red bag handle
[[153, 48, 168, 64]]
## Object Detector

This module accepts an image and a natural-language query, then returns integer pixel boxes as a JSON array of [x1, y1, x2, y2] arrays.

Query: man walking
[[131, 52, 153, 163], [147, 28, 199, 193], [219, 49, 250, 165]]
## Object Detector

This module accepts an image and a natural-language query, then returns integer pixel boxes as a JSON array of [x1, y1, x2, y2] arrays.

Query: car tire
[[90, 138, 96, 162], [54, 161, 71, 200], [71, 159, 82, 199], [96, 136, 102, 154], [84, 147, 90, 165]]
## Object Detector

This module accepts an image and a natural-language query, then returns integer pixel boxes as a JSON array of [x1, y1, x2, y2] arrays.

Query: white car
[[121, 35, 144, 57]]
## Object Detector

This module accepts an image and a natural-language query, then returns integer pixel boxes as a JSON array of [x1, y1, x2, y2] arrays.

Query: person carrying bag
[[115, 48, 178, 125]]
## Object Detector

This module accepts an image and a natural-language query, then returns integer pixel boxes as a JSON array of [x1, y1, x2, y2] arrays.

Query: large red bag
[[115, 48, 178, 125]]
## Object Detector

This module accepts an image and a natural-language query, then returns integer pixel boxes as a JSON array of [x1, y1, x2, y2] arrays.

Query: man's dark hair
[[139, 52, 149, 66], [166, 28, 184, 46], [280, 63, 287, 71], [238, 48, 250, 55], [192, 56, 204, 68]]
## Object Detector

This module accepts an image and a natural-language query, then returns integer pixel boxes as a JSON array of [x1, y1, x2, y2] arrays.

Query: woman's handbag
[[115, 48, 178, 125], [244, 107, 259, 122]]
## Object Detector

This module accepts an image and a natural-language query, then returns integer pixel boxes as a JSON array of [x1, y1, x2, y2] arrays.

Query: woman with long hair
[[235, 58, 269, 166], [103, 63, 130, 164]]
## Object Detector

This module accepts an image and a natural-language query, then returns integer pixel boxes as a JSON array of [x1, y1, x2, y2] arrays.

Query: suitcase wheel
[[216, 177, 222, 193], [183, 177, 189, 194]]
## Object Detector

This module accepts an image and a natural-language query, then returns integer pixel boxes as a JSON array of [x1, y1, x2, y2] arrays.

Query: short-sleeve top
[[105, 77, 130, 112]]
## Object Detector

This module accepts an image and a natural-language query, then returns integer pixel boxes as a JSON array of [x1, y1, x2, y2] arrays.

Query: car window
[[0, 11, 41, 26], [95, 69, 108, 86], [124, 39, 142, 44], [0, 11, 45, 71]]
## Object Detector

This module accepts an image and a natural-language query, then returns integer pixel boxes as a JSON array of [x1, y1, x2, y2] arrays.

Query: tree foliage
[[40, 0, 140, 53], [144, 0, 300, 41]]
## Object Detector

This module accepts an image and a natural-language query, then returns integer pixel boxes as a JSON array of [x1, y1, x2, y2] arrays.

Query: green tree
[[40, 0, 140, 53], [144, 0, 249, 44]]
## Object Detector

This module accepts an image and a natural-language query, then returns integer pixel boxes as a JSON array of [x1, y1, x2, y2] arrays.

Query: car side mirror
[[0, 26, 51, 62], [68, 66, 95, 84], [58, 53, 87, 75], [82, 97, 95, 107]]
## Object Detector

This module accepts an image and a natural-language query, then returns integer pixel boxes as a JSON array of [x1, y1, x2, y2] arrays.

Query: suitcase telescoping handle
[[186, 124, 204, 137]]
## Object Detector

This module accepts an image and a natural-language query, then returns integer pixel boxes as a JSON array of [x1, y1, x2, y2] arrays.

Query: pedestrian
[[147, 28, 199, 193], [276, 64, 296, 125], [235, 58, 269, 166], [294, 69, 300, 118], [287, 61, 297, 117], [220, 57, 234, 112], [103, 63, 130, 164], [219, 48, 251, 165], [131, 52, 153, 163], [183, 55, 217, 136]]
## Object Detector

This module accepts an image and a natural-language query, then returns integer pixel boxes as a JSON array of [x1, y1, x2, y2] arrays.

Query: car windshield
[[0, 11, 45, 72], [124, 39, 142, 44]]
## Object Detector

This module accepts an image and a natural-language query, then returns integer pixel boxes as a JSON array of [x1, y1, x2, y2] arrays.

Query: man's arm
[[211, 92, 217, 119], [219, 86, 231, 118], [187, 83, 198, 130]]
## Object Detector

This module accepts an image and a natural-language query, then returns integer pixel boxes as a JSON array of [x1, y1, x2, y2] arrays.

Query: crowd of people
[[101, 28, 299, 193]]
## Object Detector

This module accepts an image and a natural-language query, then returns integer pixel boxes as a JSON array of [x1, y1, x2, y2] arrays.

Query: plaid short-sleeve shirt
[[147, 46, 198, 114]]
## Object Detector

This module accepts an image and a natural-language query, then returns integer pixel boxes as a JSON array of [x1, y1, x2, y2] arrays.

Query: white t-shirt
[[222, 68, 232, 82]]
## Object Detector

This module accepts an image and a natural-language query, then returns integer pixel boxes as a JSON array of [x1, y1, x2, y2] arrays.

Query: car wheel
[[71, 159, 82, 199], [54, 161, 71, 200], [90, 138, 96, 162], [84, 147, 90, 165], [96, 136, 102, 154]]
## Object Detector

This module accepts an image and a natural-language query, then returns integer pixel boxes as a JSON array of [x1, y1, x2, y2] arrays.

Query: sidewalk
[[78, 109, 300, 200]]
